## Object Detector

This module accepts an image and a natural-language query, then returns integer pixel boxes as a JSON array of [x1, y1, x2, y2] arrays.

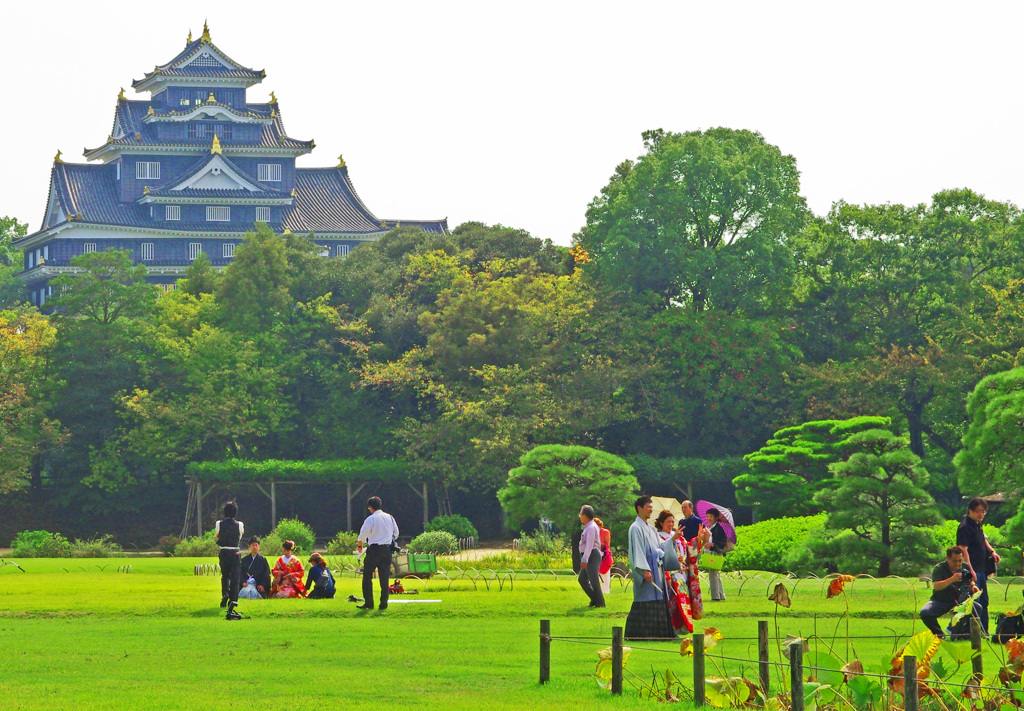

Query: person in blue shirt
[[305, 553, 336, 599]]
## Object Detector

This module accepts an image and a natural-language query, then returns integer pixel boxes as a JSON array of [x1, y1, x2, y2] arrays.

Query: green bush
[[424, 514, 478, 541], [725, 515, 826, 573], [269, 518, 315, 554], [517, 528, 568, 555], [260, 532, 284, 557], [158, 536, 180, 557], [70, 535, 124, 558], [11, 530, 71, 558], [469, 551, 573, 570], [174, 531, 219, 557], [325, 531, 359, 555], [408, 531, 458, 555]]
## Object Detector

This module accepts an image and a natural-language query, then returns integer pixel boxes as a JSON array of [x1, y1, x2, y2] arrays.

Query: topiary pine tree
[[815, 428, 940, 576]]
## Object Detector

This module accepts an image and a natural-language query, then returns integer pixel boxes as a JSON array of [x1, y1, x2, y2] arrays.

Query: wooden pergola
[[181, 459, 428, 538]]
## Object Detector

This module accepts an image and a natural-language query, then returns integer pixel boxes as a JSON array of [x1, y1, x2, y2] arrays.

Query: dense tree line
[[4, 126, 1024, 545]]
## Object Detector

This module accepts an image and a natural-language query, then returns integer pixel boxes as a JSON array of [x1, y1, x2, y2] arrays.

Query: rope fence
[[539, 616, 1013, 705]]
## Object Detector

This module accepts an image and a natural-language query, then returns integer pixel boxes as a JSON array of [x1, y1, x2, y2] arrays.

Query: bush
[[11, 530, 71, 558], [325, 531, 359, 555], [471, 551, 573, 570], [158, 535, 181, 557], [269, 518, 315, 554], [174, 531, 219, 557], [725, 515, 826, 573], [408, 531, 459, 555], [70, 535, 123, 558], [424, 514, 478, 541], [260, 532, 283, 556], [517, 528, 568, 555]]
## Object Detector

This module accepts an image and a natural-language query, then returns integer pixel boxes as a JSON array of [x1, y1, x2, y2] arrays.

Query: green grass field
[[1, 560, 1022, 710]]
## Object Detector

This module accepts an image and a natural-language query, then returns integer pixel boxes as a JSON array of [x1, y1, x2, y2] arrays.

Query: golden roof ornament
[[270, 108, 276, 118], [290, 188, 296, 197], [54, 150, 63, 164], [143, 185, 150, 195], [146, 106, 155, 116], [337, 154, 346, 167], [201, 21, 211, 43], [268, 92, 277, 105], [380, 221, 387, 229], [187, 29, 192, 44], [211, 134, 223, 155], [135, 132, 142, 140], [207, 91, 216, 103], [118, 87, 126, 100]]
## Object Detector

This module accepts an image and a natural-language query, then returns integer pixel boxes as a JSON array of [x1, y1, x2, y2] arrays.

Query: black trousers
[[578, 554, 605, 607], [362, 544, 392, 608], [219, 549, 241, 604]]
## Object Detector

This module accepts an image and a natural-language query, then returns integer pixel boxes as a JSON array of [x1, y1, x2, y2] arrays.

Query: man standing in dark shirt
[[920, 547, 982, 638], [957, 497, 1000, 633], [679, 500, 702, 542]]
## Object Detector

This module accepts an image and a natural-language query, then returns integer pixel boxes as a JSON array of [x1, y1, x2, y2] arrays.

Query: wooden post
[[347, 481, 353, 532], [970, 616, 984, 682], [539, 619, 550, 684], [903, 655, 918, 711], [789, 641, 804, 711], [758, 620, 770, 695], [423, 481, 429, 530], [693, 632, 706, 706], [270, 481, 277, 530], [195, 480, 202, 537], [611, 626, 623, 695]]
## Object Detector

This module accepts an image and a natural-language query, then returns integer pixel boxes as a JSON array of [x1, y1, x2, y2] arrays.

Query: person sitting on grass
[[305, 553, 336, 599], [270, 540, 307, 598], [238, 537, 271, 600], [920, 546, 982, 639]]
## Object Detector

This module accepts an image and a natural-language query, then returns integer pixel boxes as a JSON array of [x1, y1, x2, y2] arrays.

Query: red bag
[[599, 546, 613, 575]]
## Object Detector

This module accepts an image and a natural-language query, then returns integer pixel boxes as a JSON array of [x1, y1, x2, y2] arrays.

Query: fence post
[[903, 655, 918, 711], [970, 616, 984, 682], [758, 620, 770, 695], [539, 619, 550, 684], [612, 626, 623, 695], [693, 633, 706, 706], [789, 641, 804, 711]]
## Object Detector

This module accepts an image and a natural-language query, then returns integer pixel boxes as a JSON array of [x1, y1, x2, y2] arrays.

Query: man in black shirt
[[920, 546, 982, 638], [957, 497, 1000, 634], [679, 500, 702, 542], [215, 501, 244, 621], [238, 536, 272, 599]]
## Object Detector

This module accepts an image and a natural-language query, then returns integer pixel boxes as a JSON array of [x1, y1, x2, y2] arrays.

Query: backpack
[[994, 613, 1024, 643]]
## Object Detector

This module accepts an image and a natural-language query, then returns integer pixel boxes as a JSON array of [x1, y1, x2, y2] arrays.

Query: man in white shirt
[[356, 496, 399, 610], [578, 505, 605, 608]]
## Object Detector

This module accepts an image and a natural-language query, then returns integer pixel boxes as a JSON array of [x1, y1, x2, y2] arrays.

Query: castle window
[[191, 53, 222, 68], [141, 243, 154, 261], [255, 207, 270, 222], [258, 164, 282, 182], [83, 243, 97, 254], [222, 243, 235, 258], [337, 244, 351, 258], [165, 205, 180, 221], [207, 206, 230, 222], [189, 243, 202, 261], [188, 122, 232, 140], [180, 98, 191, 106], [136, 162, 161, 180]]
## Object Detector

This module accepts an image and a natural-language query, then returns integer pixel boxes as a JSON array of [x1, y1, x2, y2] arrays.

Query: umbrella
[[695, 500, 736, 541], [649, 496, 684, 528]]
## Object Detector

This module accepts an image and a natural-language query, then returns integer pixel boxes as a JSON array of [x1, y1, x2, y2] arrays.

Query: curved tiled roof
[[132, 37, 264, 88], [285, 168, 380, 233]]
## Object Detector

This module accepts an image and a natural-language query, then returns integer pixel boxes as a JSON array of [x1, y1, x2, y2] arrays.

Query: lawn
[[1, 560, 1021, 709]]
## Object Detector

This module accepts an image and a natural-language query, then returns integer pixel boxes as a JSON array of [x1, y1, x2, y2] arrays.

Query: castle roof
[[132, 25, 264, 91]]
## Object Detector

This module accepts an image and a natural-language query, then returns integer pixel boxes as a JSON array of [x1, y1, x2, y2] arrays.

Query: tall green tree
[[577, 127, 807, 312], [0, 215, 28, 307]]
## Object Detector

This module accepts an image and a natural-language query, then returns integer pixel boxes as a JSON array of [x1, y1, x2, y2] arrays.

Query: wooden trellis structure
[[181, 459, 427, 538]]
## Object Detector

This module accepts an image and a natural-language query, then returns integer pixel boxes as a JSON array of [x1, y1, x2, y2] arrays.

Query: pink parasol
[[695, 500, 736, 541]]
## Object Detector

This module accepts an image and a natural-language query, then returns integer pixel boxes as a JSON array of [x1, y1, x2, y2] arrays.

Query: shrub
[[424, 514, 478, 541], [70, 535, 123, 558], [408, 531, 458, 555], [325, 531, 359, 555], [470, 551, 573, 570], [269, 518, 315, 554], [725, 515, 826, 573], [11, 530, 71, 558], [260, 532, 283, 556], [517, 528, 568, 555], [158, 535, 181, 557], [174, 531, 219, 557]]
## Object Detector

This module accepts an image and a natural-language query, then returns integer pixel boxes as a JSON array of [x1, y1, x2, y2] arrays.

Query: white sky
[[2, 1, 1023, 246]]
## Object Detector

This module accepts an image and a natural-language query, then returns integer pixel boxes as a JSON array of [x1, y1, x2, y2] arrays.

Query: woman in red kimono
[[271, 540, 307, 598]]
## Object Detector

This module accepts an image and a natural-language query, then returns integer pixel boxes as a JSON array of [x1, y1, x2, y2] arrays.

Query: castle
[[16, 24, 446, 305]]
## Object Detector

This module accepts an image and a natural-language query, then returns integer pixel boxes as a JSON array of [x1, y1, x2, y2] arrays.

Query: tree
[[0, 215, 28, 307], [955, 367, 1024, 495], [734, 416, 891, 519], [216, 223, 292, 333], [498, 445, 639, 542], [577, 127, 807, 312], [816, 429, 940, 576], [177, 251, 220, 297], [47, 249, 156, 324]]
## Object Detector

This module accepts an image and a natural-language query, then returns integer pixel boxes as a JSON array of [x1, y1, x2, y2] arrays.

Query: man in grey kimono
[[626, 494, 681, 640]]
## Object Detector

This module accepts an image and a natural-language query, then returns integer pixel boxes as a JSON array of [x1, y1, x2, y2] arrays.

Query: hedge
[[185, 458, 418, 484], [626, 455, 748, 489]]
